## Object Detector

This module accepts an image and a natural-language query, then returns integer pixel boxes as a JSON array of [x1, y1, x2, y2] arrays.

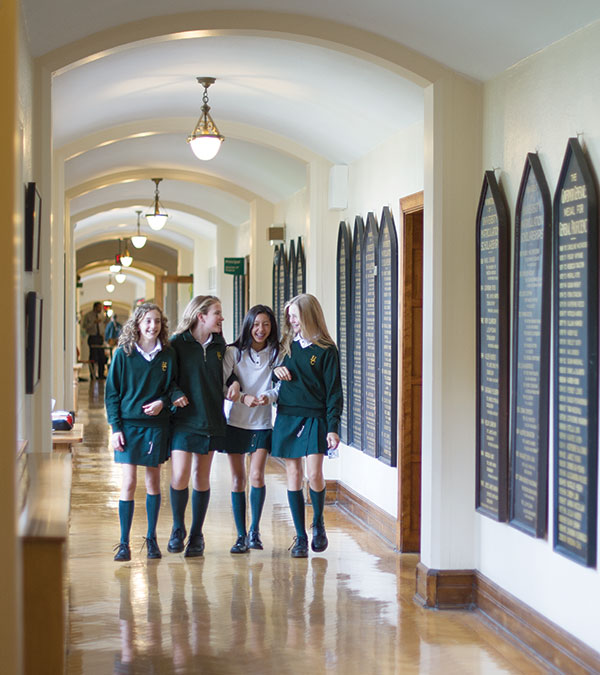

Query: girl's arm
[[104, 350, 124, 432], [322, 346, 343, 435], [223, 346, 241, 401]]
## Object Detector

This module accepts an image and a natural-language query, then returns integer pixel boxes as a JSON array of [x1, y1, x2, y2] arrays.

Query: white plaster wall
[[336, 124, 424, 517], [481, 20, 600, 650], [16, 18, 34, 442]]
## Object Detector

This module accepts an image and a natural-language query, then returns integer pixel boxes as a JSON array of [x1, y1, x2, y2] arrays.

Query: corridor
[[66, 382, 541, 674]]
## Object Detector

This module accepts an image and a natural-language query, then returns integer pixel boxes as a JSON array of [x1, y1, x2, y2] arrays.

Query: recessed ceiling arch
[[66, 168, 261, 203], [71, 200, 227, 233], [40, 11, 442, 86], [58, 119, 322, 165]]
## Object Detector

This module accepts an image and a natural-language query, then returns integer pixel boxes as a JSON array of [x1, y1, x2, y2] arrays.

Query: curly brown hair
[[117, 303, 169, 355]]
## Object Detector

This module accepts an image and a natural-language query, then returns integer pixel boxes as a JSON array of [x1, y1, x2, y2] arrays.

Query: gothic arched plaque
[[349, 216, 364, 449], [476, 170, 510, 522], [377, 207, 398, 466], [362, 212, 379, 458], [336, 221, 352, 444], [510, 153, 551, 538], [553, 138, 598, 567]]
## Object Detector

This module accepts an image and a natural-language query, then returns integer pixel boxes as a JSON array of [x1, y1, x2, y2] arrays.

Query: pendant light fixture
[[109, 255, 121, 274], [145, 178, 168, 231], [120, 239, 133, 267], [187, 77, 224, 161], [115, 270, 127, 284], [131, 210, 147, 249], [106, 275, 115, 293]]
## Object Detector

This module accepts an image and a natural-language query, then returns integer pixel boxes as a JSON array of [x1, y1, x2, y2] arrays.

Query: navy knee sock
[[190, 489, 210, 537], [231, 491, 247, 537], [287, 489, 306, 538], [309, 487, 326, 527], [118, 499, 134, 544], [250, 485, 266, 532], [170, 486, 189, 532], [146, 493, 161, 539]]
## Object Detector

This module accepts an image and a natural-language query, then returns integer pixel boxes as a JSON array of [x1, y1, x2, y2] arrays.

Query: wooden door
[[397, 193, 423, 552]]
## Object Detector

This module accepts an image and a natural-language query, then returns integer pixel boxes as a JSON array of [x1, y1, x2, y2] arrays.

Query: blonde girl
[[271, 294, 343, 558]]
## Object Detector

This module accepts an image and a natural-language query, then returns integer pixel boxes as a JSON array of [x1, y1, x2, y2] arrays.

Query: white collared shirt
[[135, 341, 162, 362], [294, 334, 313, 349]]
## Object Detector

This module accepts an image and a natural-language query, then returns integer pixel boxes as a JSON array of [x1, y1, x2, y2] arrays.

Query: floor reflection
[[67, 382, 541, 674]]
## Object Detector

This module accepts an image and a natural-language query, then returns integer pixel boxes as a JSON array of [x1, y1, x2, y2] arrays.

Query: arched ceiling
[[21, 1, 600, 260]]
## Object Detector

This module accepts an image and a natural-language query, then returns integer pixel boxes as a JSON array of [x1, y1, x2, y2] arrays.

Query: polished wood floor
[[67, 381, 542, 674]]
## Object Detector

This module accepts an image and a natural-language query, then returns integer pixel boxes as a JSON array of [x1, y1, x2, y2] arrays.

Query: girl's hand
[[240, 394, 259, 407], [255, 394, 269, 406], [173, 395, 189, 408], [274, 366, 292, 381], [227, 381, 241, 402], [111, 431, 125, 452], [326, 433, 340, 450], [142, 400, 164, 416]]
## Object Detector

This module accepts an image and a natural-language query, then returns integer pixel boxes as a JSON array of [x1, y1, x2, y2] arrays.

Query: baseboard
[[475, 573, 600, 674], [414, 562, 600, 672], [334, 481, 396, 547], [414, 562, 475, 609]]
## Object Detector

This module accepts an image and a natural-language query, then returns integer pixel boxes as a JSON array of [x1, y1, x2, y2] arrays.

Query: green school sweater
[[276, 340, 343, 434], [169, 330, 227, 436], [105, 346, 184, 432]]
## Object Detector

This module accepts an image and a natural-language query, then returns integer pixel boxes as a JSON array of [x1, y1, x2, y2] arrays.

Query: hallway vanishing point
[[66, 381, 542, 674]]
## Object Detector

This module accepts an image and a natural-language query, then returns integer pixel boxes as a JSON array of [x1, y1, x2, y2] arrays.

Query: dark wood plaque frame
[[276, 244, 288, 330], [272, 245, 279, 318], [336, 221, 352, 445], [362, 212, 379, 458], [349, 216, 364, 449], [552, 138, 598, 567], [296, 237, 306, 294], [377, 206, 398, 467], [509, 153, 551, 538], [288, 239, 297, 298], [475, 170, 510, 522]]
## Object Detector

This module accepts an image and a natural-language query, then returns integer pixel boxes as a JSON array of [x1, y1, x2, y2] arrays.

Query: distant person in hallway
[[271, 294, 342, 558], [220, 305, 280, 554], [168, 295, 239, 558], [83, 301, 108, 379], [105, 313, 123, 346], [105, 302, 188, 562]]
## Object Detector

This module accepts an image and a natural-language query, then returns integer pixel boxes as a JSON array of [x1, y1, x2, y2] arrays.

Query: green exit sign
[[224, 257, 245, 275]]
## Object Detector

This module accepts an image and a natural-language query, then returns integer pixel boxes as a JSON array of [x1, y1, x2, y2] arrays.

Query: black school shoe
[[184, 533, 205, 558], [289, 535, 309, 558], [167, 527, 186, 553], [247, 530, 263, 550], [230, 535, 249, 554], [311, 523, 328, 553], [142, 536, 162, 559], [113, 542, 131, 562]]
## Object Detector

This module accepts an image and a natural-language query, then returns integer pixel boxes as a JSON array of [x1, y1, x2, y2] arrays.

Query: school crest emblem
[[310, 355, 317, 366], [217, 351, 223, 360], [161, 361, 167, 371]]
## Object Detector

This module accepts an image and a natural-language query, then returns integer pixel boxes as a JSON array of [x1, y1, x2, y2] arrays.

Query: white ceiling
[[20, 0, 600, 263]]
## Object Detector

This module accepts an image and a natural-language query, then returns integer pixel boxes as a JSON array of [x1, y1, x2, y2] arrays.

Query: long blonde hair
[[118, 303, 169, 356], [174, 295, 221, 335], [280, 294, 335, 357]]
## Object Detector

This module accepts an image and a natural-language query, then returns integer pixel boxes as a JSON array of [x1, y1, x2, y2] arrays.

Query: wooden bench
[[52, 422, 84, 453], [20, 451, 72, 675]]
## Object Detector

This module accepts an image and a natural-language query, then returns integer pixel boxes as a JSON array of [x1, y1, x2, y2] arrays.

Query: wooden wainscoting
[[335, 481, 396, 548], [414, 563, 600, 673]]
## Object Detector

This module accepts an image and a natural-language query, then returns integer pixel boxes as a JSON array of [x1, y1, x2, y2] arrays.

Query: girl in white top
[[221, 305, 280, 553]]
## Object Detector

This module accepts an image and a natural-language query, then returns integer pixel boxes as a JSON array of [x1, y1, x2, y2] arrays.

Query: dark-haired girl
[[272, 294, 342, 558], [105, 303, 187, 562], [221, 305, 280, 553]]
